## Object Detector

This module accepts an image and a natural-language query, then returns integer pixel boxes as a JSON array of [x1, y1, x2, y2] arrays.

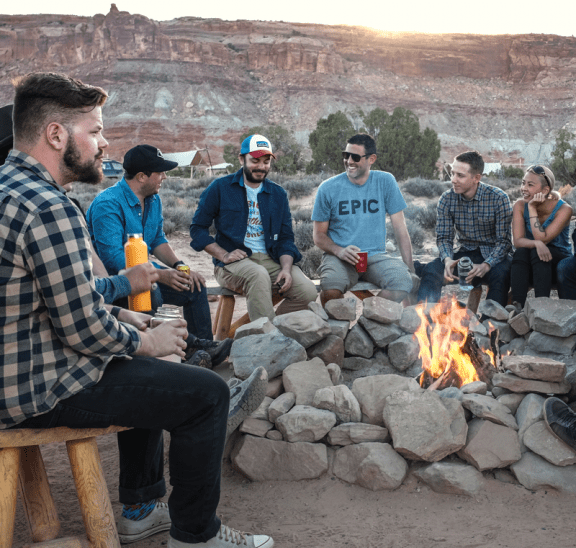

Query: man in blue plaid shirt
[[0, 72, 273, 548], [416, 151, 513, 306]]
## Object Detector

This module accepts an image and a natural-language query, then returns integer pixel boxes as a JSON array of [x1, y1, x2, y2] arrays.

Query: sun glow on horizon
[[5, 0, 576, 38]]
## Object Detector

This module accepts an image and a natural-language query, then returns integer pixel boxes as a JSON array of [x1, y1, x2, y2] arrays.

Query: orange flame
[[414, 296, 494, 388]]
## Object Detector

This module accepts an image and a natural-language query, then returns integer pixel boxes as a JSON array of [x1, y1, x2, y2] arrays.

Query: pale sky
[[5, 0, 576, 37]]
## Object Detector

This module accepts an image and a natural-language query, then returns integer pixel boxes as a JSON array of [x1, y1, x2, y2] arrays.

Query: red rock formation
[[1, 8, 575, 168]]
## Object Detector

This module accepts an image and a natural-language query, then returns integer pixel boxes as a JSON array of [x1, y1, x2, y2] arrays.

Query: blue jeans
[[15, 357, 229, 544], [416, 249, 512, 307], [155, 282, 213, 340], [557, 254, 576, 300]]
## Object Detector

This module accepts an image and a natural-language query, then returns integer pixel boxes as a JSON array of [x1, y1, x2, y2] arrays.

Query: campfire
[[413, 297, 499, 390]]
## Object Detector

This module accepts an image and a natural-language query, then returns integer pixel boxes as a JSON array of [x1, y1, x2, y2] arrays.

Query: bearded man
[[190, 134, 317, 321]]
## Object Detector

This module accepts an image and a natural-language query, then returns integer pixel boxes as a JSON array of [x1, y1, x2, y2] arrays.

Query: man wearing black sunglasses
[[416, 150, 513, 306], [312, 133, 415, 305]]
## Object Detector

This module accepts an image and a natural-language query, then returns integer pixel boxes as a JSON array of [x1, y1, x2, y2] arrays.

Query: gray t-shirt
[[312, 170, 407, 256]]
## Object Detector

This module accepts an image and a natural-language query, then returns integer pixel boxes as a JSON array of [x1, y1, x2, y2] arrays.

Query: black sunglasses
[[528, 165, 551, 187], [342, 151, 370, 162]]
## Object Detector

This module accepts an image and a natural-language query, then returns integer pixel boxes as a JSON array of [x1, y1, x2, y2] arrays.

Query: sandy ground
[[11, 235, 576, 548]]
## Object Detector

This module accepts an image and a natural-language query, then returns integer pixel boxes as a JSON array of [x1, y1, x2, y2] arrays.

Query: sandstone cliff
[[1, 5, 575, 168]]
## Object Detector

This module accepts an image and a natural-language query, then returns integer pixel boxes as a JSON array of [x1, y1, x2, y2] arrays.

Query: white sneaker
[[117, 501, 171, 543], [167, 524, 274, 548]]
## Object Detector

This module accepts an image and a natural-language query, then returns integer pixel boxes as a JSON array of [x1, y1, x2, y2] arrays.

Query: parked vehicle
[[102, 159, 123, 178]]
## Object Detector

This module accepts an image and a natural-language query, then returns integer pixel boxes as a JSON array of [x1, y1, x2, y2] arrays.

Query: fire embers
[[414, 297, 497, 390]]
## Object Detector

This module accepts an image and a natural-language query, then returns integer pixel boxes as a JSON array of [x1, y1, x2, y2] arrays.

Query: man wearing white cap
[[191, 134, 317, 321]]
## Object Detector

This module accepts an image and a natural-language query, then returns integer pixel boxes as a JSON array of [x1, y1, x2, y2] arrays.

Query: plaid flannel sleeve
[[26, 202, 141, 356], [483, 192, 513, 266], [436, 194, 456, 262]]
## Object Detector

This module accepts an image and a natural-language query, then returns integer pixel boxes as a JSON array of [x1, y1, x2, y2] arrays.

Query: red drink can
[[355, 252, 368, 273]]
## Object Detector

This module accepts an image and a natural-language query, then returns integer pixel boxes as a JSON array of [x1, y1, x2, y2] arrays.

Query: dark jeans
[[15, 357, 229, 544], [416, 249, 512, 307], [511, 245, 570, 306], [556, 254, 576, 300], [157, 283, 213, 341]]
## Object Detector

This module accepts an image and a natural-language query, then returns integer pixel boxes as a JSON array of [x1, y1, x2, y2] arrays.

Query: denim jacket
[[190, 169, 302, 267]]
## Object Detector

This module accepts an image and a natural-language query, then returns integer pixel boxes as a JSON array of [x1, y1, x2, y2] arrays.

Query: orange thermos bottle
[[124, 233, 152, 312]]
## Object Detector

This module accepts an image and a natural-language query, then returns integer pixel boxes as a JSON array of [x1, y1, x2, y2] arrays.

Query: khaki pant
[[214, 253, 318, 321]]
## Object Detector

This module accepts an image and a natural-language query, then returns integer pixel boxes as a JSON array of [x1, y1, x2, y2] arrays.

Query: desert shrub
[[487, 177, 520, 192], [402, 177, 448, 198], [293, 220, 314, 252], [282, 179, 313, 200], [162, 205, 195, 235], [299, 246, 322, 279], [195, 175, 217, 189], [561, 185, 576, 209], [415, 202, 438, 231], [292, 207, 313, 223], [405, 218, 426, 249]]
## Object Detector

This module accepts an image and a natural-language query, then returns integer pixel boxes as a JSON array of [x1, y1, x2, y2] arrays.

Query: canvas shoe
[[167, 524, 274, 548], [227, 366, 268, 436], [184, 350, 212, 369], [544, 397, 576, 450], [117, 501, 171, 543]]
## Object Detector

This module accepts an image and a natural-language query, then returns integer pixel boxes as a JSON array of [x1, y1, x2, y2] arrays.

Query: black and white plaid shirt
[[0, 151, 141, 429], [436, 182, 513, 266]]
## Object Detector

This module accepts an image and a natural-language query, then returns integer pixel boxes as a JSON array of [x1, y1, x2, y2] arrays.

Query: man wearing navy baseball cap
[[87, 144, 232, 366], [191, 134, 317, 321]]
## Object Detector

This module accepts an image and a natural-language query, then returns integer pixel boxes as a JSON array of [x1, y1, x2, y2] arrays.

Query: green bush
[[299, 246, 322, 279], [293, 220, 314, 252], [292, 207, 313, 223], [402, 177, 448, 198], [415, 202, 438, 231], [405, 219, 426, 249]]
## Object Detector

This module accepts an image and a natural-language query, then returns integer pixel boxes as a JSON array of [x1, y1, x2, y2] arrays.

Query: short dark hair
[[347, 134, 377, 157], [12, 72, 107, 145], [454, 151, 484, 176]]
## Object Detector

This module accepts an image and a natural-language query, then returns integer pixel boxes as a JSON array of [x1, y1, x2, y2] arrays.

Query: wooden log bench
[[0, 425, 130, 548], [207, 280, 381, 340]]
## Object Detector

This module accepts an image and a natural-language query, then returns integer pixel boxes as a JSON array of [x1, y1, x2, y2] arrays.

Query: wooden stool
[[0, 425, 130, 548]]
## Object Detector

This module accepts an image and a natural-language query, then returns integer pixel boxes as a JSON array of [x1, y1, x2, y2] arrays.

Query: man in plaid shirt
[[416, 151, 513, 306], [0, 72, 273, 548]]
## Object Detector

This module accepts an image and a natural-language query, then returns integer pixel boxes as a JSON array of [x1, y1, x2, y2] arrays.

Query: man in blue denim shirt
[[87, 144, 214, 340], [190, 134, 317, 321]]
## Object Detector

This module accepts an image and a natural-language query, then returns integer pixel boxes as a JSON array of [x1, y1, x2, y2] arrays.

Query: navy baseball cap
[[123, 144, 179, 174], [240, 134, 276, 159]]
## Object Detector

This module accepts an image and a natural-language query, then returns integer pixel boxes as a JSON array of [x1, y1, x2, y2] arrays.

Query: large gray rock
[[362, 296, 403, 324], [267, 392, 295, 422], [230, 331, 307, 380], [478, 299, 509, 321], [232, 435, 328, 481], [332, 442, 408, 490], [460, 393, 518, 430], [481, 319, 516, 343], [508, 312, 531, 336], [282, 357, 333, 405], [496, 393, 526, 415], [387, 334, 420, 372], [275, 405, 337, 442], [351, 374, 421, 426], [327, 319, 350, 339], [511, 451, 576, 494], [325, 298, 356, 321], [399, 303, 436, 334], [413, 462, 485, 496], [239, 418, 274, 437], [308, 301, 329, 321], [461, 381, 487, 395], [313, 385, 362, 423], [250, 396, 274, 420], [272, 310, 331, 349], [526, 297, 576, 337], [344, 323, 374, 358], [492, 373, 570, 394], [516, 393, 545, 452], [342, 356, 372, 371], [307, 334, 344, 367], [326, 363, 342, 385], [502, 354, 567, 382], [357, 316, 404, 348], [234, 317, 277, 339], [526, 331, 576, 357], [327, 423, 390, 446], [382, 390, 467, 462], [457, 418, 521, 471], [523, 421, 576, 466]]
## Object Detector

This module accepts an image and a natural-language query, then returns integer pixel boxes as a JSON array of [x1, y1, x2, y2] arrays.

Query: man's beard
[[243, 165, 269, 184], [62, 137, 103, 185]]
